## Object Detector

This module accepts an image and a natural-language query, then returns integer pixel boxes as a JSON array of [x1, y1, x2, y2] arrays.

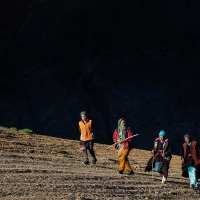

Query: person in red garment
[[152, 130, 172, 184], [113, 118, 134, 175], [182, 134, 200, 190]]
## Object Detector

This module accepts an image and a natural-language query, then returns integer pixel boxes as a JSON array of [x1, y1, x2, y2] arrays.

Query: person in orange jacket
[[79, 111, 97, 165], [113, 118, 134, 175]]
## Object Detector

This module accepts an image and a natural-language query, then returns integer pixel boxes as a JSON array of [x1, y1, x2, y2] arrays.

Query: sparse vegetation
[[9, 127, 18, 131], [19, 128, 33, 134], [0, 126, 33, 134]]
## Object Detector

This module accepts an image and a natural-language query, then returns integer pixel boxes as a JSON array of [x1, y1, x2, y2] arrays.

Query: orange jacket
[[79, 119, 94, 141]]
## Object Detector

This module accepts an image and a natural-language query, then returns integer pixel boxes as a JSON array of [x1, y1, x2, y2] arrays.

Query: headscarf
[[117, 118, 126, 147]]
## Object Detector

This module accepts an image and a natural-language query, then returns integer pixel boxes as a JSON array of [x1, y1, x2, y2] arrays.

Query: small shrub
[[19, 128, 33, 134], [9, 127, 18, 131]]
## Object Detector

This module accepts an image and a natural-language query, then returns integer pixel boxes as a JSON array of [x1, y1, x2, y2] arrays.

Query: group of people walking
[[78, 111, 200, 190]]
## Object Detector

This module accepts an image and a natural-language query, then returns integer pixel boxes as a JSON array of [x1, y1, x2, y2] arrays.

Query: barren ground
[[0, 128, 199, 200]]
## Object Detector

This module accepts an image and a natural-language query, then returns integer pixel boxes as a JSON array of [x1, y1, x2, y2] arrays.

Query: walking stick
[[106, 134, 139, 150], [152, 152, 154, 180], [151, 151, 160, 180]]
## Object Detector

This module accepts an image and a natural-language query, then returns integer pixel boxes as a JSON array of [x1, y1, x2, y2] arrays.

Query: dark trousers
[[160, 159, 170, 178], [80, 140, 96, 163], [145, 157, 170, 178]]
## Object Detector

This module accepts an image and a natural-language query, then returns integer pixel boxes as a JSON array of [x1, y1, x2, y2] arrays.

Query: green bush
[[19, 128, 33, 134], [0, 126, 6, 128], [9, 127, 18, 131], [0, 126, 33, 134]]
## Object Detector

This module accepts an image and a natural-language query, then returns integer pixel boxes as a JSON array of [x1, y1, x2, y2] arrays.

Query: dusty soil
[[0, 128, 200, 200]]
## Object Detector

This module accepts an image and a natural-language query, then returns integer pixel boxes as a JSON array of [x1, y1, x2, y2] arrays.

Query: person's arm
[[195, 142, 200, 157], [79, 122, 82, 141], [164, 142, 172, 156], [79, 123, 81, 134], [152, 140, 158, 154], [181, 146, 184, 163], [91, 120, 94, 132], [113, 129, 118, 143], [181, 146, 184, 158], [125, 128, 133, 143]]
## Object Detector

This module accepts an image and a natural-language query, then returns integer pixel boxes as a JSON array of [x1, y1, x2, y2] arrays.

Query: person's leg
[[154, 161, 162, 172], [161, 160, 169, 183], [188, 166, 199, 189], [125, 157, 134, 175], [88, 140, 97, 164], [119, 149, 133, 174], [119, 149, 129, 172], [82, 149, 89, 164], [161, 160, 169, 178], [123, 150, 132, 172], [124, 158, 132, 171], [194, 168, 199, 189], [80, 141, 89, 164]]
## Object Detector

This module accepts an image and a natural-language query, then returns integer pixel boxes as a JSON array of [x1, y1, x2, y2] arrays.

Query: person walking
[[79, 111, 97, 165], [152, 130, 172, 183], [181, 134, 200, 190], [113, 118, 134, 175]]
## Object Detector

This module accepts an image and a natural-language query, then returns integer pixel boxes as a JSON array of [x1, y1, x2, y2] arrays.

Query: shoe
[[127, 170, 134, 175], [118, 170, 123, 174], [194, 187, 199, 190], [162, 176, 166, 184], [190, 184, 194, 189], [82, 161, 89, 165], [91, 158, 97, 165]]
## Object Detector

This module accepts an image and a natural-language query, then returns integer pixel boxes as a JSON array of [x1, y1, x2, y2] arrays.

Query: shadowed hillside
[[0, 127, 200, 199]]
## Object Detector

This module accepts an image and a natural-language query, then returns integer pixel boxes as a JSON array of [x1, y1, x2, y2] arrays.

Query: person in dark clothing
[[181, 134, 200, 190], [152, 130, 172, 183], [79, 111, 97, 165]]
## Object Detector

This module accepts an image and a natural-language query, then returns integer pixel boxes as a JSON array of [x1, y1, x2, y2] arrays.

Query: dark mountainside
[[0, 0, 200, 154]]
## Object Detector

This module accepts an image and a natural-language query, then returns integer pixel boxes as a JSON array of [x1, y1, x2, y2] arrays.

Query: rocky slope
[[0, 127, 200, 200], [0, 1, 200, 153]]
